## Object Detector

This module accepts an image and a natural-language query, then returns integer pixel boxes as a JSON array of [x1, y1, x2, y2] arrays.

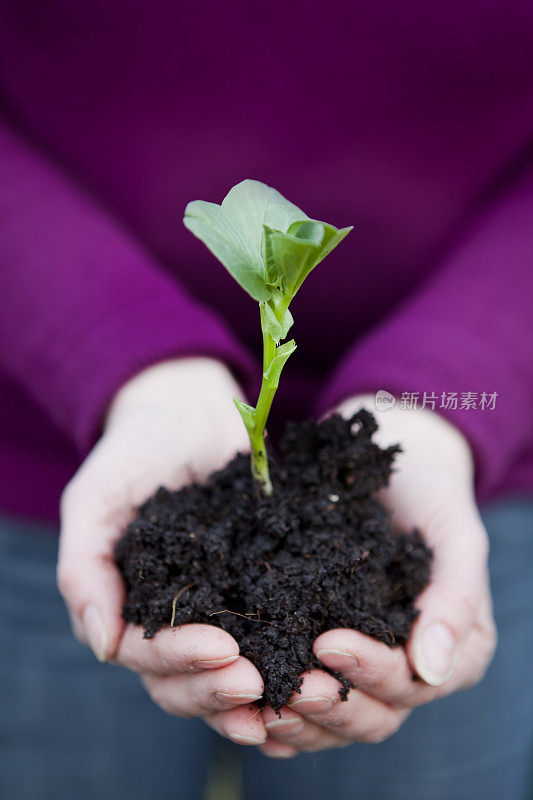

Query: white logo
[[375, 390, 395, 412]]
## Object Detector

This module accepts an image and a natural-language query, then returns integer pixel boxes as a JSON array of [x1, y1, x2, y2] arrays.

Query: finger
[[429, 582, 497, 693], [261, 671, 354, 751], [140, 656, 263, 716], [265, 695, 406, 747], [406, 503, 489, 686], [296, 689, 408, 744], [315, 628, 416, 705], [268, 671, 407, 745], [286, 669, 344, 715], [258, 739, 298, 759], [205, 704, 267, 746], [115, 623, 240, 675], [262, 705, 347, 751], [58, 482, 127, 661]]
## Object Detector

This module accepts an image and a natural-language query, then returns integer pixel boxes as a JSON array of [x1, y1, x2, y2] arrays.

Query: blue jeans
[[1, 499, 532, 800]]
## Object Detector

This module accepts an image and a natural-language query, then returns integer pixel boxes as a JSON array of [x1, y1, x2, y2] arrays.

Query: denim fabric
[[1, 500, 532, 800], [0, 519, 215, 800]]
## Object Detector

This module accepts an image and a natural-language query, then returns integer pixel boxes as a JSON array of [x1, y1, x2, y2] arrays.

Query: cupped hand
[[259, 394, 497, 758], [57, 358, 267, 747]]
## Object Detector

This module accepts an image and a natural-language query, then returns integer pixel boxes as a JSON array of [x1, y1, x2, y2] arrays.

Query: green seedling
[[184, 179, 352, 495]]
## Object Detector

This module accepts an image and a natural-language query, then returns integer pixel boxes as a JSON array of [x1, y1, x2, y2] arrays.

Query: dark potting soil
[[115, 410, 432, 712]]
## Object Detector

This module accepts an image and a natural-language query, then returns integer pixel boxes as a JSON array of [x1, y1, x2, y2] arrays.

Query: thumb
[[406, 499, 489, 687], [57, 484, 126, 662]]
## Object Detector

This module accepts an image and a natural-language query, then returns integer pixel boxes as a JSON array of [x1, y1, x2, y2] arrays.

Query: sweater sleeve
[[0, 117, 255, 453], [316, 161, 533, 499]]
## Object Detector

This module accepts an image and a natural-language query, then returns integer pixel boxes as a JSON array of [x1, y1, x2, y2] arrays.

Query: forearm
[[0, 118, 255, 452]]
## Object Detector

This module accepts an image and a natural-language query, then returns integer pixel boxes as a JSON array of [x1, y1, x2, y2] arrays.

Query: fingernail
[[288, 696, 334, 714], [265, 717, 305, 732], [231, 733, 266, 745], [192, 655, 239, 670], [416, 622, 457, 686], [82, 605, 107, 662], [215, 691, 263, 704], [264, 750, 295, 759], [316, 649, 360, 673]]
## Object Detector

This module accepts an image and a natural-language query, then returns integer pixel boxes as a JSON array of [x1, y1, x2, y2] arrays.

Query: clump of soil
[[115, 410, 431, 712]]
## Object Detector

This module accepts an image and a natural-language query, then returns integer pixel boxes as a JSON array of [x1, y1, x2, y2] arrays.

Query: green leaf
[[260, 302, 294, 344], [263, 225, 281, 288], [233, 397, 256, 435], [286, 220, 353, 295], [264, 224, 321, 296], [263, 340, 297, 388], [184, 180, 309, 302], [263, 222, 322, 288], [279, 307, 294, 339], [260, 302, 282, 342], [294, 221, 353, 290], [290, 219, 325, 246], [263, 219, 353, 298], [184, 179, 352, 305]]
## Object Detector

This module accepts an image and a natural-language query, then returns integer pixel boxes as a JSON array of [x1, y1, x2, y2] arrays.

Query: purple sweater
[[1, 2, 532, 521]]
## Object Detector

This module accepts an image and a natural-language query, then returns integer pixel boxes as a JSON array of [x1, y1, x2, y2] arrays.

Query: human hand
[[259, 394, 497, 758], [57, 358, 267, 746]]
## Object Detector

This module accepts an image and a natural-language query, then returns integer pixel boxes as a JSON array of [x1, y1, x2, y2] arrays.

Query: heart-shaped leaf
[[184, 180, 309, 301]]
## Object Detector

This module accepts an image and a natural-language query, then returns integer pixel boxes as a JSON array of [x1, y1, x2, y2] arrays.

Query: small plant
[[184, 180, 352, 495]]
